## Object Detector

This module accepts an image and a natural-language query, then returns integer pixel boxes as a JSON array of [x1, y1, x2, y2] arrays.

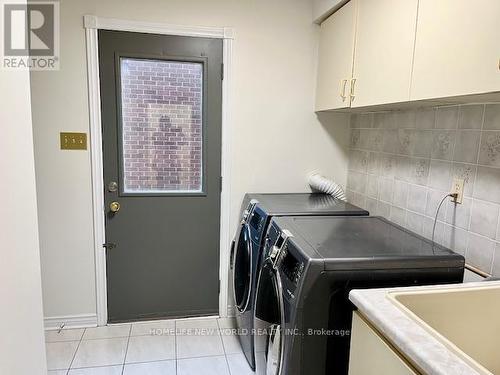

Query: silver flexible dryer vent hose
[[308, 172, 347, 201]]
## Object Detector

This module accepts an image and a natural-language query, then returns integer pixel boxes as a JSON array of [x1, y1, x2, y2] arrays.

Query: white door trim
[[84, 15, 234, 326]]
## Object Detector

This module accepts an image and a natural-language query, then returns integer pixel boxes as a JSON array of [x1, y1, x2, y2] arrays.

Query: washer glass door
[[266, 323, 282, 375], [255, 260, 284, 375], [233, 224, 253, 312]]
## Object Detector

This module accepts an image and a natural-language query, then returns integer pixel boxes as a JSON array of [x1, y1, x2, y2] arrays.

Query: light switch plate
[[451, 178, 464, 204], [60, 132, 87, 150]]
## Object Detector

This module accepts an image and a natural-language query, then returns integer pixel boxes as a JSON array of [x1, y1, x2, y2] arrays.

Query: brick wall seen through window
[[120, 58, 203, 193]]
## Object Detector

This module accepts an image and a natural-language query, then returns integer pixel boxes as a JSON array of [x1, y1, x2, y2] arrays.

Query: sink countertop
[[349, 281, 500, 375]]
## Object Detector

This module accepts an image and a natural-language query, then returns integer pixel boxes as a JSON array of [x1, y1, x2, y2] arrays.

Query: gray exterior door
[[99, 30, 222, 323]]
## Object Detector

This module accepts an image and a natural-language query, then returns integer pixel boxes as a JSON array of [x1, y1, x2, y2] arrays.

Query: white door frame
[[84, 15, 234, 326]]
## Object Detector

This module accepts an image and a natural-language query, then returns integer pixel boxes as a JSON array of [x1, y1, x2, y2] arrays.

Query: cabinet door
[[351, 0, 418, 108], [349, 312, 419, 375], [411, 0, 500, 101], [315, 0, 357, 111]]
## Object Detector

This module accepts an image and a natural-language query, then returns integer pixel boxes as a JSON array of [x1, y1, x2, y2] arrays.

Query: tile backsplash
[[346, 104, 500, 277]]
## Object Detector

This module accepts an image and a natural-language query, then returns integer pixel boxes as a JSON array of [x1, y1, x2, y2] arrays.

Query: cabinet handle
[[350, 78, 357, 101], [340, 79, 348, 101]]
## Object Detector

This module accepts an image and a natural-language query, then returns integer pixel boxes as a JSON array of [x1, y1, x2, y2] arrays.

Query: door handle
[[109, 201, 121, 213], [340, 79, 348, 101], [350, 78, 357, 101], [103, 243, 116, 250]]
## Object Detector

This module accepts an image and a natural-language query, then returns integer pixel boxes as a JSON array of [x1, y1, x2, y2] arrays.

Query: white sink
[[388, 284, 500, 375]]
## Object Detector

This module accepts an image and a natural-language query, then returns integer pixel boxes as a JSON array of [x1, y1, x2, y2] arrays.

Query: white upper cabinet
[[351, 0, 418, 108], [315, 0, 357, 111], [411, 0, 500, 101], [315, 0, 500, 111]]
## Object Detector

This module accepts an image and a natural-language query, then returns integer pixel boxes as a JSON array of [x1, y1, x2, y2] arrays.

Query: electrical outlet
[[451, 178, 464, 204]]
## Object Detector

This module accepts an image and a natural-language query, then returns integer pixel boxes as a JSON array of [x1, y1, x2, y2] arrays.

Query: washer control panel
[[280, 243, 305, 288]]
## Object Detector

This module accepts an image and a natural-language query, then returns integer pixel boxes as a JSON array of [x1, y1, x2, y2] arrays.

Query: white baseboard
[[44, 314, 98, 331]]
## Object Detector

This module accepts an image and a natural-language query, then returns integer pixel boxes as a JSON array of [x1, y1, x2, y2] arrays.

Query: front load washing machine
[[230, 193, 368, 370], [254, 216, 465, 375]]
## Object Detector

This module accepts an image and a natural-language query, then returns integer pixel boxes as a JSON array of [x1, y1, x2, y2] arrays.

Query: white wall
[[312, 0, 348, 23], [0, 54, 47, 374], [31, 0, 350, 321]]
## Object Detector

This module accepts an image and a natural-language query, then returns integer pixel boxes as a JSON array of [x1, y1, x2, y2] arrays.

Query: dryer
[[254, 216, 465, 375], [230, 193, 368, 370]]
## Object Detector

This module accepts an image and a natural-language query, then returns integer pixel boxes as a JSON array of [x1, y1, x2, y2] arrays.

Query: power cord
[[432, 193, 459, 243]]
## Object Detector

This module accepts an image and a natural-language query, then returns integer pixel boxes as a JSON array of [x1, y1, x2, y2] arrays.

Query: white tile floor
[[46, 317, 253, 375]]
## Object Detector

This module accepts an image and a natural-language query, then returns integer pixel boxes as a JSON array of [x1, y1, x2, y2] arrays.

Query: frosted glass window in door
[[119, 58, 203, 193]]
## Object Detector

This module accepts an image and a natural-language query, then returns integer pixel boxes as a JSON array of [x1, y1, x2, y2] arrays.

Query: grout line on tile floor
[[66, 328, 86, 374], [174, 320, 178, 375], [217, 318, 233, 374], [177, 352, 234, 361], [82, 335, 131, 341], [121, 324, 133, 375], [64, 364, 124, 372]]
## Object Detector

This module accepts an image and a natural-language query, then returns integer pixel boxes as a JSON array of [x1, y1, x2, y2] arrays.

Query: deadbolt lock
[[108, 181, 118, 192], [110, 201, 121, 213]]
